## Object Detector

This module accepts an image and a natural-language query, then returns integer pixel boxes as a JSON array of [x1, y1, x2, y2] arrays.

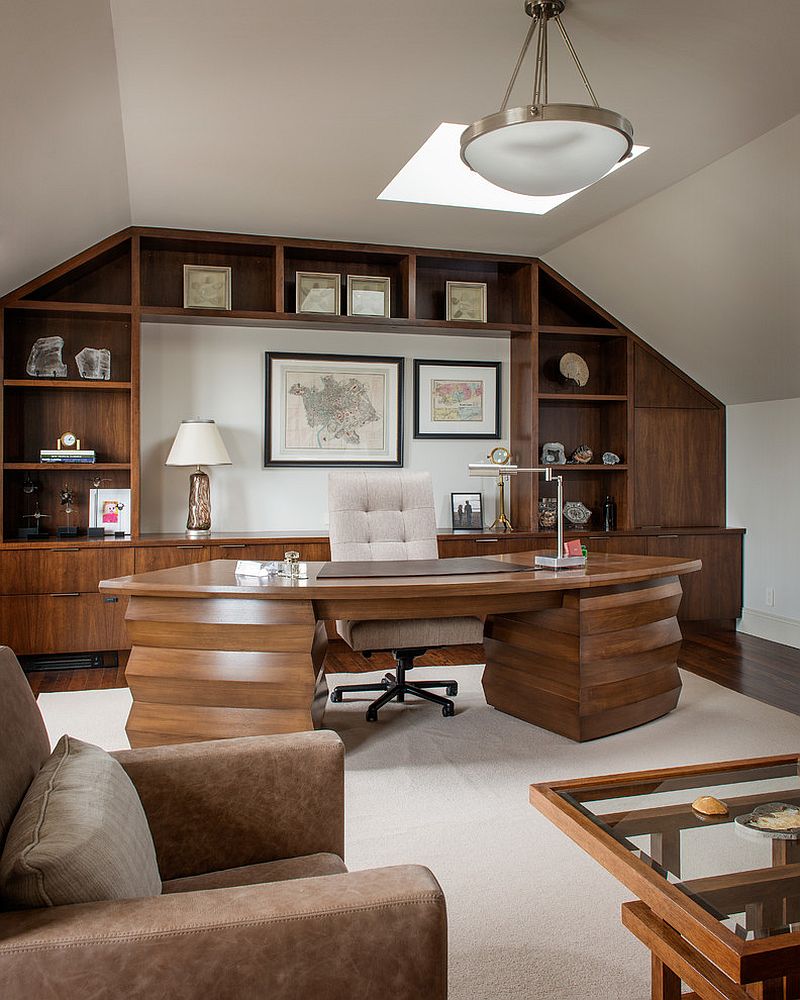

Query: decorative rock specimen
[[559, 352, 589, 387], [563, 501, 592, 527], [602, 452, 621, 465], [692, 796, 728, 817], [26, 336, 67, 377], [569, 444, 593, 464], [541, 442, 566, 465], [538, 497, 558, 529], [75, 347, 111, 380]]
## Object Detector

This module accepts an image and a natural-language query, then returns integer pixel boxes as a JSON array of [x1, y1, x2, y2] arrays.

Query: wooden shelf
[[539, 393, 628, 402], [554, 464, 628, 472], [538, 325, 624, 337], [3, 380, 131, 391], [4, 463, 131, 471], [8, 301, 132, 315]]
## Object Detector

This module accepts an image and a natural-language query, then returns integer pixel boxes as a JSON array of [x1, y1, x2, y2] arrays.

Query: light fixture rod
[[553, 15, 599, 108], [500, 15, 538, 111], [532, 11, 547, 105]]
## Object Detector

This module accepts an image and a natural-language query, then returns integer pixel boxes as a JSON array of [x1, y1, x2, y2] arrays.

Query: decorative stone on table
[[541, 442, 566, 465], [691, 796, 728, 817], [75, 347, 111, 380], [26, 336, 67, 377], [563, 501, 592, 527], [569, 444, 593, 464], [538, 497, 558, 529], [602, 452, 621, 465], [559, 352, 589, 387]]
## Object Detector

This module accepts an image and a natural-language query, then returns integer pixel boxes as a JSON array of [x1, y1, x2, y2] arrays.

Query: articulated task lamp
[[469, 453, 586, 569]]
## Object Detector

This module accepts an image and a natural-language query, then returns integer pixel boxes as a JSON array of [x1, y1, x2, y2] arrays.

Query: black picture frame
[[413, 359, 501, 439], [264, 351, 404, 467], [451, 492, 483, 531]]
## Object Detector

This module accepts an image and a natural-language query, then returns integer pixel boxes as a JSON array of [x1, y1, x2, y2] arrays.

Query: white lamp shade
[[165, 419, 232, 467], [463, 115, 630, 197]]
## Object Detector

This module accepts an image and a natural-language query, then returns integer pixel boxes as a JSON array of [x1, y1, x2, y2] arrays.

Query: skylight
[[378, 123, 648, 216]]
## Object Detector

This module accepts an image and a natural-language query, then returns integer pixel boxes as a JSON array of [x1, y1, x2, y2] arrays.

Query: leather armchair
[[0, 647, 447, 999]]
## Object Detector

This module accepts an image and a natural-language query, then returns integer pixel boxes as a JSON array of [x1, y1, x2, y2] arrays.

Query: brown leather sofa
[[0, 647, 448, 998]]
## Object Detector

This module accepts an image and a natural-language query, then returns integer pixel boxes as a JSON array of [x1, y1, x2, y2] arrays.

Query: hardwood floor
[[25, 631, 800, 722]]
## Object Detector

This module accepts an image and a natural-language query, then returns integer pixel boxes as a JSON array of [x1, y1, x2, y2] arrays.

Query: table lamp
[[166, 419, 232, 536], [468, 462, 586, 569]]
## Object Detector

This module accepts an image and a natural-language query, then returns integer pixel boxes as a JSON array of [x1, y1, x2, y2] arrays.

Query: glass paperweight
[[26, 336, 67, 378], [75, 347, 111, 380]]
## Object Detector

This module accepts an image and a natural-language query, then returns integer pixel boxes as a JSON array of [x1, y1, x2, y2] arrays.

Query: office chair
[[327, 471, 483, 720]]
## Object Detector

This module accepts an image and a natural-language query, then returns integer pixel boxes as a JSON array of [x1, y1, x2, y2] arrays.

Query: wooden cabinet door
[[0, 594, 130, 655], [0, 547, 134, 595], [134, 545, 209, 573], [647, 533, 743, 621]]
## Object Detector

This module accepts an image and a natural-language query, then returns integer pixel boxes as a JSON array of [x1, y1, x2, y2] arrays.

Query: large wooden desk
[[100, 550, 700, 747]]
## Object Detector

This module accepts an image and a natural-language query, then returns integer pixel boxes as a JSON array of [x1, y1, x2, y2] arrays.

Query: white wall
[[141, 323, 510, 533], [727, 398, 800, 648]]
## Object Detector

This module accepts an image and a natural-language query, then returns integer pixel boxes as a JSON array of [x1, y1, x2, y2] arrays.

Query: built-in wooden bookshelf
[[0, 226, 726, 541]]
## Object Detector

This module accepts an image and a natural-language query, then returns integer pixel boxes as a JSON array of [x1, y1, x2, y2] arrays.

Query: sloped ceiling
[[1, 0, 799, 404]]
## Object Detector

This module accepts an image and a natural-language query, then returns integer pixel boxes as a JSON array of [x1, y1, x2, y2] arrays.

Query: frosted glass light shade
[[461, 104, 633, 197], [165, 419, 232, 467]]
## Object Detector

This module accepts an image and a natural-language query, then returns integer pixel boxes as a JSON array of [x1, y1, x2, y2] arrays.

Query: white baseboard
[[738, 608, 800, 649]]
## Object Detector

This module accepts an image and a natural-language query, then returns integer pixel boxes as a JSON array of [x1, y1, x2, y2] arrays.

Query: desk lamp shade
[[166, 419, 231, 536]]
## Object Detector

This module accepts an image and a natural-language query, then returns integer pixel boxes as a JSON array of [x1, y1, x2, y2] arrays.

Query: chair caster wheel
[[330, 690, 343, 703], [366, 709, 378, 722], [442, 705, 455, 718], [446, 684, 458, 696]]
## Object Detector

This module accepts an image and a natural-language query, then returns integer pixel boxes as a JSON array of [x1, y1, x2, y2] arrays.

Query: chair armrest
[[112, 731, 344, 880], [0, 866, 447, 1000]]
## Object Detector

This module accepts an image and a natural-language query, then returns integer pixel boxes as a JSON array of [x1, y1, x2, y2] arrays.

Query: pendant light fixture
[[460, 0, 633, 197]]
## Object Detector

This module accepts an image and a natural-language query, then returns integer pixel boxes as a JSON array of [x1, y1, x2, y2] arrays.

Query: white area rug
[[38, 667, 800, 1000]]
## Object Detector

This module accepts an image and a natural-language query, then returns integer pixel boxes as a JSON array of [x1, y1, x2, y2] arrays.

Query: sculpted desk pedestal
[[100, 552, 700, 748]]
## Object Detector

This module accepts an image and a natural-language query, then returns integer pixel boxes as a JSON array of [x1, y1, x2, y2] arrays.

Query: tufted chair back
[[328, 472, 438, 562]]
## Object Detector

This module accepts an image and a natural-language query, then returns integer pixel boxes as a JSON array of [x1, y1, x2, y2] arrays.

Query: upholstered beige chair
[[0, 647, 448, 998], [328, 470, 484, 720]]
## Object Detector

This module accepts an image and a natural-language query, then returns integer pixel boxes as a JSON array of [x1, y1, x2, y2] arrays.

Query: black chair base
[[330, 648, 458, 721]]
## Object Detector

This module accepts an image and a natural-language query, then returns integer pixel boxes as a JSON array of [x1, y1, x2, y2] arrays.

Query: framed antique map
[[413, 359, 501, 439], [265, 352, 403, 466]]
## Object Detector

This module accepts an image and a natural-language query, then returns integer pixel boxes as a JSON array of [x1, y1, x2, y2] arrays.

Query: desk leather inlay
[[316, 557, 535, 578]]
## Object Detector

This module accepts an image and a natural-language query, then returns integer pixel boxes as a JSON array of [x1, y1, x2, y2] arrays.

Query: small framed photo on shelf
[[89, 488, 131, 536], [413, 359, 501, 439], [183, 265, 232, 310], [347, 275, 391, 318], [296, 272, 341, 315], [446, 281, 487, 323], [451, 493, 483, 531]]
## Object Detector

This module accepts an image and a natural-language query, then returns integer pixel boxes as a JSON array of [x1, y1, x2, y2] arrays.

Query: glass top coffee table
[[530, 755, 800, 999]]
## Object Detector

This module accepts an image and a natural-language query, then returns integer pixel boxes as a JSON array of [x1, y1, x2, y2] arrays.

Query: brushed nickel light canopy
[[461, 0, 633, 197]]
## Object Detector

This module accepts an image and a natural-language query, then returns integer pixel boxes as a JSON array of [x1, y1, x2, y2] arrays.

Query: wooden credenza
[[0, 528, 743, 657]]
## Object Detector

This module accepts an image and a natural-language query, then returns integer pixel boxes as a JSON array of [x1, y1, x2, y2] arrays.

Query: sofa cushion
[[162, 852, 347, 894], [0, 735, 161, 909]]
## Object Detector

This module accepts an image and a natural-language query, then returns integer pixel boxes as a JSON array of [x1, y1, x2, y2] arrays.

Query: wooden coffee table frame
[[530, 755, 800, 999]]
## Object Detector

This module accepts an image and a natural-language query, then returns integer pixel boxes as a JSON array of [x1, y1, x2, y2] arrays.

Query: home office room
[[1, 2, 799, 998]]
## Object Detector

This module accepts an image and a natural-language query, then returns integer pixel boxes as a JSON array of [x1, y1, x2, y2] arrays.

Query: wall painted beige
[[140, 323, 510, 533], [727, 397, 800, 649], [546, 113, 800, 405], [0, 0, 130, 297]]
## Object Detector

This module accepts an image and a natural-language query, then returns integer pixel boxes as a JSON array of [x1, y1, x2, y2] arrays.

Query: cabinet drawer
[[585, 535, 650, 555], [0, 548, 133, 596], [0, 593, 129, 656], [209, 542, 331, 562], [134, 546, 210, 573]]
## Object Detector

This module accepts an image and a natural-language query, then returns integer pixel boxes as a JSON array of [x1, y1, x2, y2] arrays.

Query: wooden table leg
[[651, 830, 682, 878], [652, 954, 682, 1000], [123, 595, 328, 746]]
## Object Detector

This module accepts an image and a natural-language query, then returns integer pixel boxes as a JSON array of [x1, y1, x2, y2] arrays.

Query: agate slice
[[26, 336, 67, 377]]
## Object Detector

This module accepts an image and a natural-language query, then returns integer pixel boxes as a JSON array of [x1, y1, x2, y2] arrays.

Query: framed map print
[[265, 352, 403, 466], [413, 359, 501, 439]]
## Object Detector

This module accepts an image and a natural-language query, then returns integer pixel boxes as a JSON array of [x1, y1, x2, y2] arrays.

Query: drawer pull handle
[[51, 547, 80, 552], [476, 538, 499, 543], [51, 592, 80, 598], [103, 596, 119, 604], [177, 545, 204, 549], [657, 534, 679, 539], [220, 544, 246, 549]]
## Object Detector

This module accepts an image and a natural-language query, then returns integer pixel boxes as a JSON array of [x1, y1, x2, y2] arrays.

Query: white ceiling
[[1, 0, 799, 402]]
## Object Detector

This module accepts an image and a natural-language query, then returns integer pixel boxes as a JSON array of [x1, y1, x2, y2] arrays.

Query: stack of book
[[39, 449, 96, 464]]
